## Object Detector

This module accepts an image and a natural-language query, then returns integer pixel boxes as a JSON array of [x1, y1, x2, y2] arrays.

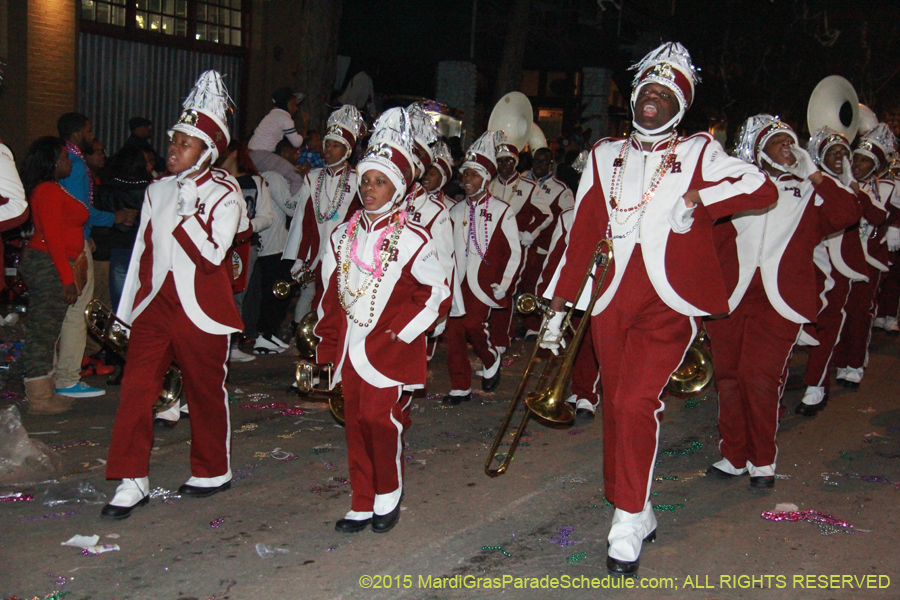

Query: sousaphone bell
[[488, 91, 533, 150], [807, 75, 860, 141]]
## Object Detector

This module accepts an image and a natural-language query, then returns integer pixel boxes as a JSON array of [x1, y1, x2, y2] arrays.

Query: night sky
[[338, 0, 900, 140]]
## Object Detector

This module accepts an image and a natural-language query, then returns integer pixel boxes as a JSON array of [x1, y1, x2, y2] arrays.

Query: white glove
[[840, 156, 855, 188], [490, 283, 505, 301], [784, 147, 817, 180], [887, 227, 900, 252], [519, 231, 535, 247], [176, 179, 199, 217], [432, 319, 446, 337], [538, 312, 566, 356], [667, 196, 696, 234], [291, 259, 307, 279]]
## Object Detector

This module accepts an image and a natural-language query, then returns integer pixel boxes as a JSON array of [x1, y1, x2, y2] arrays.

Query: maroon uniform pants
[[876, 253, 900, 319], [107, 275, 231, 479], [446, 285, 498, 391], [570, 317, 600, 407], [834, 266, 882, 370], [804, 269, 852, 390], [594, 248, 695, 513], [706, 272, 800, 471], [342, 360, 410, 512]]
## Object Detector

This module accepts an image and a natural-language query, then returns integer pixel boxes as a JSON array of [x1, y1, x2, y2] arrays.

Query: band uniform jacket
[[536, 207, 574, 297], [449, 194, 522, 310], [118, 168, 245, 334], [713, 172, 862, 324], [858, 178, 897, 272], [315, 209, 451, 389], [548, 133, 778, 317], [488, 173, 552, 238], [527, 173, 575, 254], [406, 184, 463, 317], [282, 164, 359, 269]]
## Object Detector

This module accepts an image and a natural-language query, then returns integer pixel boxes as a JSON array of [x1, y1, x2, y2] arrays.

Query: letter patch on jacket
[[480, 209, 493, 221]]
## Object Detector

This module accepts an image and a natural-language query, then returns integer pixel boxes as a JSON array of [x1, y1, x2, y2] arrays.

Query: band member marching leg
[[542, 43, 777, 576], [705, 116, 860, 488], [102, 71, 246, 518], [797, 128, 871, 414], [444, 132, 522, 403], [314, 108, 451, 533]]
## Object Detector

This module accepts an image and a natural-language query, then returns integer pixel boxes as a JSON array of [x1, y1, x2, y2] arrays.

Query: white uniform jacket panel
[[315, 211, 451, 389], [282, 165, 358, 269], [537, 207, 575, 297], [449, 194, 522, 309], [530, 173, 575, 253], [118, 168, 245, 335], [715, 173, 863, 324], [858, 179, 895, 272], [489, 173, 552, 237], [259, 170, 300, 257], [548, 133, 776, 317], [407, 186, 463, 317], [0, 144, 28, 223]]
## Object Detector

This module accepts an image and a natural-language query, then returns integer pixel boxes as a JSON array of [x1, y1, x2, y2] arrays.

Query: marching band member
[[281, 105, 364, 347], [706, 116, 859, 488], [833, 124, 897, 387], [541, 43, 778, 576], [405, 106, 462, 343], [444, 132, 521, 403], [874, 156, 900, 334], [102, 71, 245, 518], [796, 128, 872, 414], [521, 146, 575, 336], [486, 140, 550, 351], [314, 108, 451, 533]]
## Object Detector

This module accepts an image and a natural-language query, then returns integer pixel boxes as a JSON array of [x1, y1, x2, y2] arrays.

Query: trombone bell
[[515, 293, 543, 315], [294, 360, 344, 424]]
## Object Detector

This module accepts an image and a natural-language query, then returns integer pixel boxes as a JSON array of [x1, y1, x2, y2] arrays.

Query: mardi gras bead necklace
[[606, 132, 678, 239], [466, 194, 491, 264], [337, 208, 407, 326], [314, 166, 351, 223]]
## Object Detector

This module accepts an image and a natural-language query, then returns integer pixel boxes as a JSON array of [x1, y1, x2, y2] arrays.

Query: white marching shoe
[[101, 477, 150, 519], [254, 335, 287, 354], [607, 502, 657, 576]]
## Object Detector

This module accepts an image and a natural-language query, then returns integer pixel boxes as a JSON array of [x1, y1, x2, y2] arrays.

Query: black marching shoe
[[335, 517, 372, 533], [441, 393, 471, 405], [749, 475, 775, 489], [795, 393, 828, 417], [100, 495, 149, 520], [606, 530, 656, 576], [482, 367, 501, 392], [576, 408, 595, 420], [178, 480, 232, 498], [372, 503, 401, 533]]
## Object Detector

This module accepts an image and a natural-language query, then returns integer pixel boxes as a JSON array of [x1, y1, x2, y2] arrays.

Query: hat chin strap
[[326, 144, 351, 168], [631, 109, 683, 137], [177, 147, 214, 183], [758, 151, 791, 174]]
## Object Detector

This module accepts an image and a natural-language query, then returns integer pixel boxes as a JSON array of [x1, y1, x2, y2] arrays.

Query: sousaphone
[[488, 92, 533, 150], [858, 104, 878, 137], [807, 75, 860, 141], [526, 122, 548, 152]]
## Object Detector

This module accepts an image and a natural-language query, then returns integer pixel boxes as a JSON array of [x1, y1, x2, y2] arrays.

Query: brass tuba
[[807, 75, 860, 142], [84, 300, 183, 412], [516, 294, 714, 396], [486, 239, 614, 477], [292, 310, 345, 424]]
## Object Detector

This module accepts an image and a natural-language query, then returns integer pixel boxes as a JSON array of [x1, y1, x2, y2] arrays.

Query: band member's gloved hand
[[490, 283, 505, 301], [887, 226, 900, 252], [432, 319, 446, 337], [291, 259, 307, 279], [840, 157, 856, 188], [539, 312, 566, 355], [785, 147, 817, 180], [667, 196, 696, 234], [177, 179, 200, 217], [519, 231, 535, 247]]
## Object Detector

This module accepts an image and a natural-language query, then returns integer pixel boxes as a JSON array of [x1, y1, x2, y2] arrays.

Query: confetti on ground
[[653, 503, 685, 512], [568, 428, 585, 436], [848, 474, 891, 484], [550, 526, 578, 548], [309, 477, 350, 494], [210, 517, 226, 529], [51, 440, 99, 451], [1, 493, 34, 502], [81, 544, 119, 556], [655, 475, 679, 482], [683, 398, 699, 409], [148, 488, 180, 500], [760, 509, 866, 535], [21, 510, 77, 522], [566, 552, 588, 564], [660, 441, 704, 456], [482, 545, 511, 557], [234, 423, 259, 434], [840, 450, 852, 460]]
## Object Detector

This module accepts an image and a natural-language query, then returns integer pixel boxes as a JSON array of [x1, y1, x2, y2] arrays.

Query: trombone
[[273, 263, 314, 299], [84, 300, 183, 412], [292, 309, 345, 424], [485, 239, 614, 477]]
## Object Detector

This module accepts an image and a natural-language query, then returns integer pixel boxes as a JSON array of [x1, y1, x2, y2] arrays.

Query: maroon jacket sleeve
[[814, 177, 863, 237]]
